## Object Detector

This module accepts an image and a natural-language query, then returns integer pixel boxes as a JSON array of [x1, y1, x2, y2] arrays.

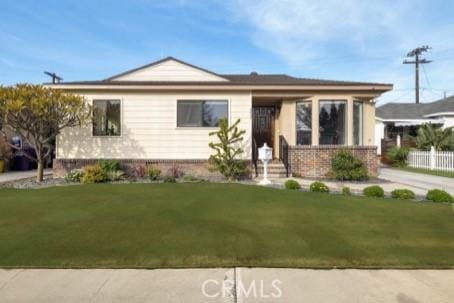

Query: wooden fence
[[408, 147, 454, 172]]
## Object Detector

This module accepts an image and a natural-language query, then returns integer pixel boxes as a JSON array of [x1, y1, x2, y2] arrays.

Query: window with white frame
[[353, 101, 363, 145], [177, 100, 228, 127], [296, 101, 312, 145], [319, 100, 347, 145]]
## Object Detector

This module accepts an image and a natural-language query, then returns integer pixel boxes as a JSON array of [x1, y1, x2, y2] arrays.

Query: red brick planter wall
[[288, 145, 377, 178]]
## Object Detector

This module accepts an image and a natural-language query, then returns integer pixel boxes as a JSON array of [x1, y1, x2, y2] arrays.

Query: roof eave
[[45, 83, 393, 92], [423, 112, 454, 118]]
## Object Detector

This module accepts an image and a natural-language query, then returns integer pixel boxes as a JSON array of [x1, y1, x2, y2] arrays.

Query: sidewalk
[[0, 268, 453, 302]]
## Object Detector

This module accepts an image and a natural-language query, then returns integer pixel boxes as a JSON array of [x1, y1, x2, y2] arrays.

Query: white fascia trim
[[423, 112, 454, 118], [375, 118, 444, 123]]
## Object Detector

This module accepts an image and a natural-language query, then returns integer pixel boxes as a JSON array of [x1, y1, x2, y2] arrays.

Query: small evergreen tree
[[208, 118, 246, 181]]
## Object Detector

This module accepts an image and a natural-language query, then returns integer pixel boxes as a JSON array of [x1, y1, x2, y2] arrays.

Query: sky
[[1, 0, 454, 104]]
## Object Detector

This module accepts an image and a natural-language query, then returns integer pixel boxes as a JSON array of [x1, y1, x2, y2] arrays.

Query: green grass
[[396, 166, 454, 178], [1, 183, 453, 268]]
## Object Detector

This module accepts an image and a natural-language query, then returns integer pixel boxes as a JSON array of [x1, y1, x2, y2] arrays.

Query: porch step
[[256, 161, 288, 178]]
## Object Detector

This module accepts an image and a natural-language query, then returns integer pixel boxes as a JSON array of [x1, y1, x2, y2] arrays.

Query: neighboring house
[[47, 57, 392, 178], [375, 96, 454, 154]]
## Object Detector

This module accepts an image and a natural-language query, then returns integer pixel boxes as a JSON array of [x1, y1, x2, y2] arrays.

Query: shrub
[[426, 189, 453, 203], [65, 168, 84, 183], [99, 160, 121, 173], [167, 164, 183, 179], [134, 165, 146, 178], [310, 181, 329, 193], [331, 149, 368, 181], [387, 147, 409, 167], [363, 185, 385, 198], [391, 189, 415, 200], [284, 179, 301, 190], [163, 176, 176, 183], [341, 186, 351, 195], [182, 174, 198, 182], [81, 164, 107, 184], [145, 165, 161, 180], [106, 170, 125, 181]]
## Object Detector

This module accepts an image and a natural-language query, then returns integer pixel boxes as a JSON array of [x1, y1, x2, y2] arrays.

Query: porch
[[251, 94, 378, 178]]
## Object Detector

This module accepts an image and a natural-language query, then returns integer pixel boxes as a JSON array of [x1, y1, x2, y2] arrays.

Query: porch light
[[258, 143, 273, 185]]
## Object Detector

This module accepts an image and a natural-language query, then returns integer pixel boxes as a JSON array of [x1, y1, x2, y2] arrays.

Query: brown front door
[[252, 106, 275, 157]]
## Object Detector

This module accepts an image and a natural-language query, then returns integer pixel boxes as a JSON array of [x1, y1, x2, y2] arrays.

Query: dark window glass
[[177, 100, 228, 127], [93, 100, 121, 136], [296, 102, 312, 145], [353, 101, 363, 145], [319, 100, 347, 145]]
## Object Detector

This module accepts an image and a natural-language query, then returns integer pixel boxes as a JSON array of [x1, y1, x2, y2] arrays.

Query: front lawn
[[1, 183, 453, 268]]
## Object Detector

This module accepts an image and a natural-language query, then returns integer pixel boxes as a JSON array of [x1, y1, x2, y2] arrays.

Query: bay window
[[353, 101, 363, 145], [319, 100, 347, 145], [296, 101, 312, 145]]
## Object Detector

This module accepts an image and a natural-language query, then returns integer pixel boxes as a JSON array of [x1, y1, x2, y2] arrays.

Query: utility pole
[[403, 46, 432, 104]]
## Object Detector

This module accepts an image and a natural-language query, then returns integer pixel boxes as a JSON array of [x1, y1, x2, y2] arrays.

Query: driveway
[[379, 167, 454, 195], [0, 169, 52, 184], [0, 268, 453, 303]]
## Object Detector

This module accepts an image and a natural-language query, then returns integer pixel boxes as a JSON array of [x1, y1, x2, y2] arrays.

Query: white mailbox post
[[258, 143, 273, 185]]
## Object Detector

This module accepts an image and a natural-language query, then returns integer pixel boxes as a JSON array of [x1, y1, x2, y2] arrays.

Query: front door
[[252, 106, 275, 157]]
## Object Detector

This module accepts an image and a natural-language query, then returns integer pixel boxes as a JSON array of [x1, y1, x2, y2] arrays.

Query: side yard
[[0, 183, 453, 268]]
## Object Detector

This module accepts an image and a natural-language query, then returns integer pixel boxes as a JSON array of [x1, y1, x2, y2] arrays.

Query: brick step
[[255, 160, 287, 178], [257, 163, 286, 167], [256, 164, 286, 169], [256, 175, 287, 178]]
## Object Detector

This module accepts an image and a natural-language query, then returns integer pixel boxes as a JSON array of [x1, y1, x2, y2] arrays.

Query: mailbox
[[258, 143, 272, 162]]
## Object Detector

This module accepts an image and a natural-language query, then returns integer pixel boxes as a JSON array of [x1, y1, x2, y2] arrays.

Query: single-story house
[[375, 96, 454, 154], [47, 57, 392, 178]]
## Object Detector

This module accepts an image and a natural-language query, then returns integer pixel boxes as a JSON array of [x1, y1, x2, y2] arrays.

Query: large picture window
[[296, 101, 312, 145], [93, 100, 121, 136], [353, 101, 363, 145], [319, 100, 347, 145], [177, 100, 228, 127]]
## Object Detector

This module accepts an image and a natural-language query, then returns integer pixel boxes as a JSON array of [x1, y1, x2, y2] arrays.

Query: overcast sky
[[1, 0, 454, 104]]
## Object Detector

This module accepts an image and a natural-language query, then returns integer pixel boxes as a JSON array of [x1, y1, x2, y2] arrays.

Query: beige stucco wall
[[57, 91, 252, 160], [277, 96, 376, 147]]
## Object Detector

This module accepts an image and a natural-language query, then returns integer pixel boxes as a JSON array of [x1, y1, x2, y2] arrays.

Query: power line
[[403, 45, 432, 104], [422, 64, 432, 90]]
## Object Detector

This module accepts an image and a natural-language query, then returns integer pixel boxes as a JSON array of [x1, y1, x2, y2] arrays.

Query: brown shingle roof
[[47, 56, 393, 88], [52, 75, 391, 87]]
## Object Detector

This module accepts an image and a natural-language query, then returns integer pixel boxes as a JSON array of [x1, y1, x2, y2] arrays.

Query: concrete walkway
[[379, 167, 454, 195], [0, 169, 52, 184], [276, 177, 430, 197], [262, 167, 454, 197], [0, 268, 453, 302]]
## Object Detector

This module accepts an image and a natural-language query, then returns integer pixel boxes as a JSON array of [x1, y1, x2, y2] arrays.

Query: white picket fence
[[407, 147, 454, 172]]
